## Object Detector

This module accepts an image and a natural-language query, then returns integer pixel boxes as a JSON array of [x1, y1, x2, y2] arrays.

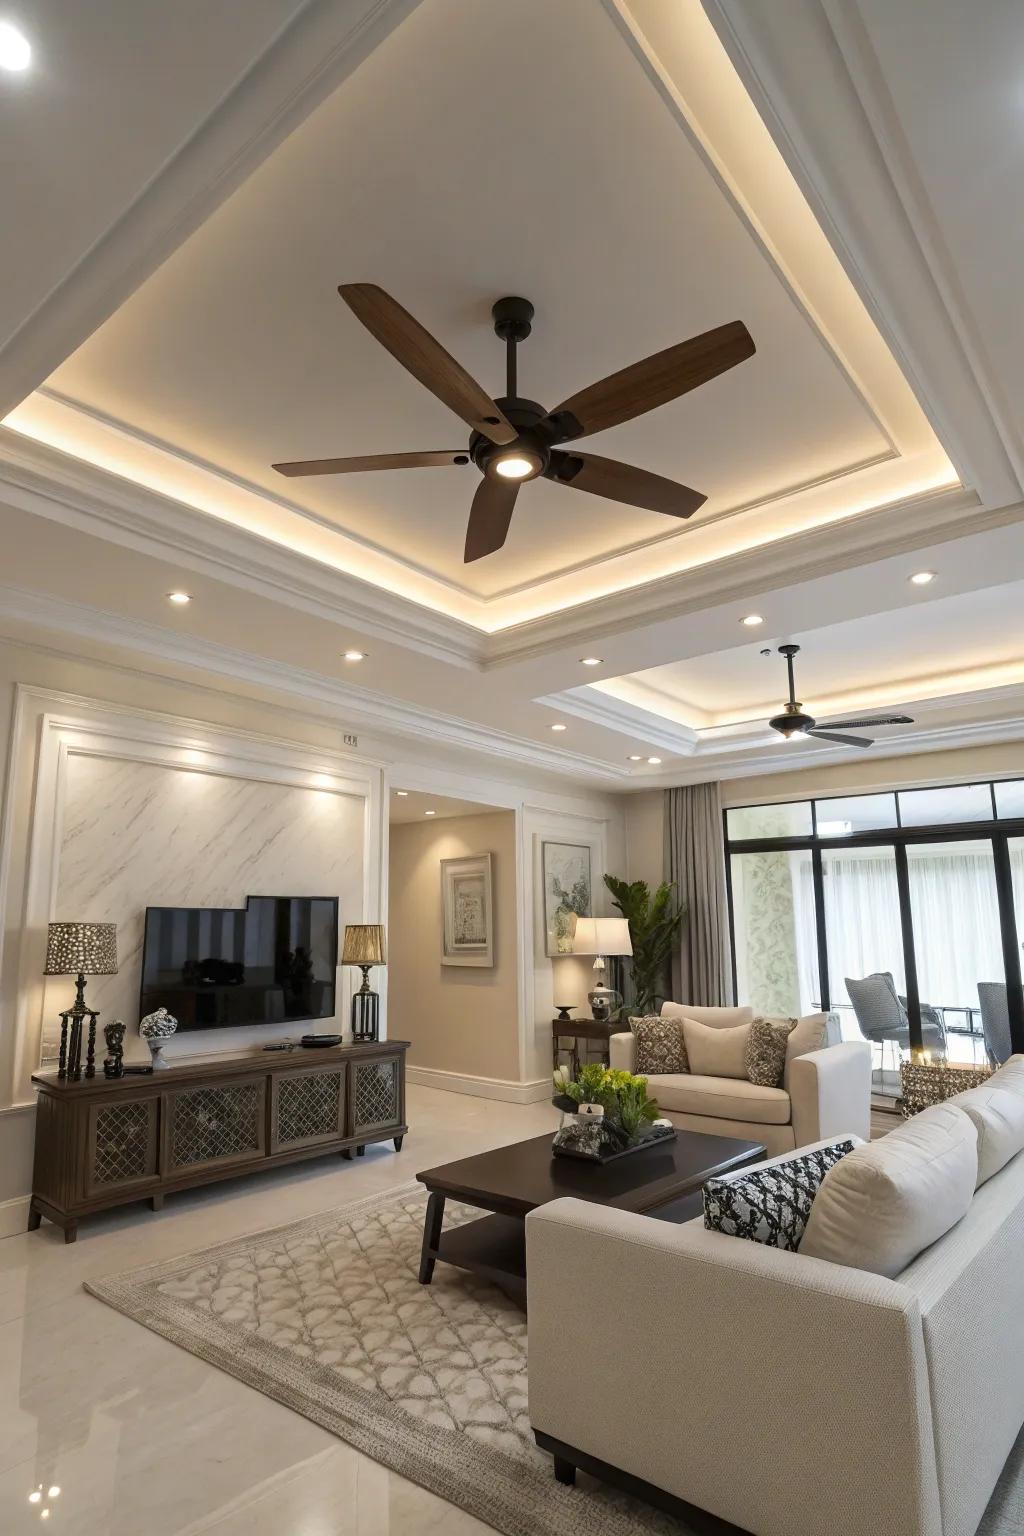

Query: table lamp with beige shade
[[342, 923, 387, 1041], [43, 921, 118, 1082], [571, 916, 632, 1021]]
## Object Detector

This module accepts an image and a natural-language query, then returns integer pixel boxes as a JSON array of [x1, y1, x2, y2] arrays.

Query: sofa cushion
[[648, 1072, 791, 1125], [629, 1015, 688, 1076], [682, 1017, 752, 1079], [661, 1002, 754, 1030], [782, 1013, 830, 1089], [800, 1101, 978, 1277], [989, 1055, 1024, 1097], [746, 1017, 796, 1087], [947, 1082, 1024, 1186], [704, 1139, 857, 1251]]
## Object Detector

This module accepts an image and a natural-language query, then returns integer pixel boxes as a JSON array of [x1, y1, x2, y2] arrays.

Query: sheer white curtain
[[792, 843, 1024, 1020]]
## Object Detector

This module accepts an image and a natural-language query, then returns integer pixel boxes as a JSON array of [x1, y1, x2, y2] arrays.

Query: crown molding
[[484, 483, 1018, 663], [535, 686, 701, 757], [0, 0, 425, 416], [0, 428, 484, 669], [701, 0, 1024, 509], [0, 584, 629, 786]]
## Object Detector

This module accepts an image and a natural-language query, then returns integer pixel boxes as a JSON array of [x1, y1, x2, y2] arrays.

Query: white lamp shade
[[571, 917, 632, 957]]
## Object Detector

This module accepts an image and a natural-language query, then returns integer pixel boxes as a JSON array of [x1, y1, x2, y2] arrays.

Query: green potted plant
[[603, 875, 685, 1016], [551, 1064, 669, 1161]]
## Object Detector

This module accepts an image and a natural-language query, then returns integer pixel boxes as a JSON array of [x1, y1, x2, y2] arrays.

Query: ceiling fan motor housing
[[469, 397, 550, 481], [769, 702, 816, 737]]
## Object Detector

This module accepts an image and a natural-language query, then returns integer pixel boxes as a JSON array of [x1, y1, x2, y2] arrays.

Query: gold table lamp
[[342, 924, 387, 1041]]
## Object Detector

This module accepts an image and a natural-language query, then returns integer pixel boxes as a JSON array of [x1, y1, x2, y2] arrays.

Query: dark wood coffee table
[[416, 1129, 764, 1299]]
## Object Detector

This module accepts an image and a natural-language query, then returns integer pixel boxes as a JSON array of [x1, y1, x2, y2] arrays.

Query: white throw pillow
[[947, 1083, 1024, 1186], [781, 1013, 829, 1089], [662, 1002, 754, 1030], [681, 1017, 752, 1080], [800, 1102, 978, 1277]]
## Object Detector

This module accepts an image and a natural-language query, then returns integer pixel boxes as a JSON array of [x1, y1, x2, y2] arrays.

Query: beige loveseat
[[609, 1002, 871, 1155], [528, 1057, 1024, 1536]]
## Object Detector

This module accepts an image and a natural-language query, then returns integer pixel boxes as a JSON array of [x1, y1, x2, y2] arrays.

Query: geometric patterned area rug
[[85, 1183, 699, 1536]]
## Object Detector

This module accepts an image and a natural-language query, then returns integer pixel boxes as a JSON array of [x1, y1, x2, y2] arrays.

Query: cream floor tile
[[0, 1087, 557, 1536]]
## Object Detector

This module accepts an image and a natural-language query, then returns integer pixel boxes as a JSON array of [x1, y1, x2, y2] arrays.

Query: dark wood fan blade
[[464, 477, 519, 562], [819, 715, 914, 729], [546, 450, 705, 518], [273, 450, 468, 478], [543, 320, 754, 442], [339, 284, 516, 446], [808, 729, 874, 749]]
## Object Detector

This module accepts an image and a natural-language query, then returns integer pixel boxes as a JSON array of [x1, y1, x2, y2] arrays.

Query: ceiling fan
[[272, 286, 755, 562], [768, 644, 914, 748]]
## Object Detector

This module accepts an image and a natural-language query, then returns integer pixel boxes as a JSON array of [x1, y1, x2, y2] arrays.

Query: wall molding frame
[[0, 686, 387, 1108]]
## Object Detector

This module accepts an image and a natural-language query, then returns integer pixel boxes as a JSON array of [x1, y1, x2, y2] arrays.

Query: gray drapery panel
[[664, 782, 732, 1007]]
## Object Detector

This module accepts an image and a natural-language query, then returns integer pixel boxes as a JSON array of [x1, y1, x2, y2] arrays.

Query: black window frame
[[724, 778, 1024, 1054]]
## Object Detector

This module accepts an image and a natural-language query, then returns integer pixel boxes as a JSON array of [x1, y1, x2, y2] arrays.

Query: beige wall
[[720, 740, 1024, 807], [624, 789, 664, 888], [388, 812, 519, 1082]]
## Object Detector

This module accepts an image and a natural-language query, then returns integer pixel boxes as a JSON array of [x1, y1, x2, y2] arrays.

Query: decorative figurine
[[102, 1020, 126, 1079], [139, 1006, 178, 1069]]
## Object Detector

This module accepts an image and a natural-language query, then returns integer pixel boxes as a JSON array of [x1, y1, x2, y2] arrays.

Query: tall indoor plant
[[603, 875, 685, 1015]]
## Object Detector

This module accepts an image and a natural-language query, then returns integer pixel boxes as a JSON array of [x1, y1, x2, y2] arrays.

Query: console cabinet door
[[349, 1054, 403, 1135], [165, 1076, 266, 1173], [270, 1062, 347, 1153], [86, 1095, 160, 1197]]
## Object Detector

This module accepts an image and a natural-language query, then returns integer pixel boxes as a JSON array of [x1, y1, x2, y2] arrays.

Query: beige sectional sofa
[[528, 1055, 1024, 1536], [609, 1002, 872, 1154]]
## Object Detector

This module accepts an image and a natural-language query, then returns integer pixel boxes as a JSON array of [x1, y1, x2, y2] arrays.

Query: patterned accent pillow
[[745, 1015, 797, 1087], [703, 1140, 856, 1251], [629, 1015, 688, 1076]]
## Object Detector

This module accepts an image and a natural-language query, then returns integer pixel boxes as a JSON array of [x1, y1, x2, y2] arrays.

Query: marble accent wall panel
[[44, 755, 363, 1061]]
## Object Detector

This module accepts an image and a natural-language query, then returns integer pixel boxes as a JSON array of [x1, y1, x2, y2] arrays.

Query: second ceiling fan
[[273, 286, 755, 562], [767, 644, 914, 748]]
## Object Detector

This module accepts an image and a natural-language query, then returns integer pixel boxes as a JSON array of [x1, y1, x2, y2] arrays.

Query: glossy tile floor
[[1, 1087, 559, 1536]]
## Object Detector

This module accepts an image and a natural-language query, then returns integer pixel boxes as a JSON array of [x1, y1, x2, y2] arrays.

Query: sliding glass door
[[906, 841, 1004, 1068], [820, 845, 906, 1095], [725, 777, 1024, 1098]]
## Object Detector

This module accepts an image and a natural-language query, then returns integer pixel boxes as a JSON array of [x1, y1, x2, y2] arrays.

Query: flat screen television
[[140, 895, 338, 1032]]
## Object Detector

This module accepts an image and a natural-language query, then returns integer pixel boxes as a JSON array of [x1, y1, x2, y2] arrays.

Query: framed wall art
[[440, 853, 494, 967], [542, 841, 592, 957]]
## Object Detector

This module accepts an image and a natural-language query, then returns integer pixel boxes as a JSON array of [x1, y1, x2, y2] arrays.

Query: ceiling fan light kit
[[766, 644, 914, 749], [272, 286, 755, 561]]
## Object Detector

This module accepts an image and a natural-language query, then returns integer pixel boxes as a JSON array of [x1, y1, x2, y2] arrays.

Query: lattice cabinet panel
[[168, 1079, 265, 1169], [272, 1066, 345, 1150], [352, 1056, 401, 1133], [87, 1098, 158, 1191]]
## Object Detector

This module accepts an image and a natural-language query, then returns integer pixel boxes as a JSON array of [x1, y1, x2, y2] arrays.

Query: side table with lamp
[[569, 916, 633, 1022]]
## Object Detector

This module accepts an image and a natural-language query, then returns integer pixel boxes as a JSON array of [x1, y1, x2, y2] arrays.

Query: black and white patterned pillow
[[703, 1141, 856, 1251], [629, 1015, 688, 1076]]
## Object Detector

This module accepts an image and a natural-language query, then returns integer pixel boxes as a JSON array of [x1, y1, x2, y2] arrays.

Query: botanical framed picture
[[440, 853, 494, 967], [542, 841, 592, 957]]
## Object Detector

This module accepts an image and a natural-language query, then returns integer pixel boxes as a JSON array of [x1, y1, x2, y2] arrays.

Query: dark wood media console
[[29, 1039, 409, 1242]]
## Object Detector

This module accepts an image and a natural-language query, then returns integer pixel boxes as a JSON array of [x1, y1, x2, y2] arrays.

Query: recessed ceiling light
[[424, 809, 436, 816], [550, 723, 567, 732], [395, 790, 408, 797], [909, 570, 936, 586], [628, 754, 644, 762], [647, 756, 662, 765], [343, 649, 366, 661], [495, 455, 534, 480], [580, 656, 603, 666], [167, 591, 192, 605], [0, 22, 31, 71], [740, 614, 764, 627]]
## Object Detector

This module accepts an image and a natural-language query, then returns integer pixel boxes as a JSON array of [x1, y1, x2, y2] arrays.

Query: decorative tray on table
[[551, 1113, 676, 1164]]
